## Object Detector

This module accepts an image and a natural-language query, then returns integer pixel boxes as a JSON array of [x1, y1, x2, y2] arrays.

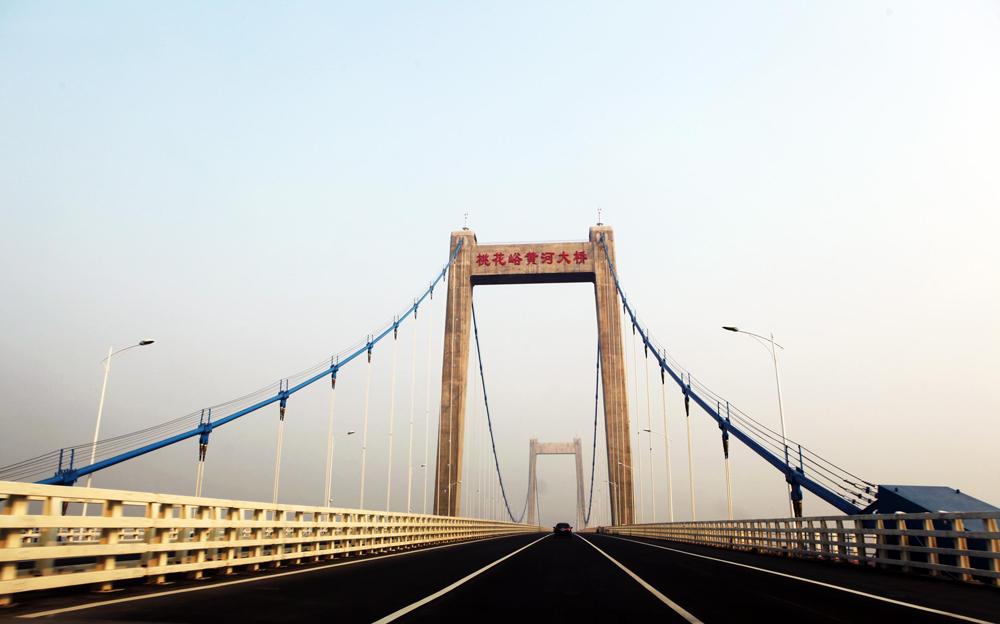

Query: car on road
[[553, 522, 572, 538]]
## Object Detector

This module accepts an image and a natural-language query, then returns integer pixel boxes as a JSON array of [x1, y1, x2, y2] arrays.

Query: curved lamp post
[[642, 428, 675, 522], [325, 430, 355, 506], [722, 326, 798, 517], [88, 341, 155, 489], [83, 341, 154, 515]]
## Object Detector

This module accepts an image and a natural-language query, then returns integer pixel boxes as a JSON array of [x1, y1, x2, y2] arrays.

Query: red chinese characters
[[476, 249, 588, 268]]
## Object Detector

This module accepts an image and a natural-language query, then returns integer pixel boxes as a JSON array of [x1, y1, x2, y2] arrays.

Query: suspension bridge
[[0, 225, 997, 623]]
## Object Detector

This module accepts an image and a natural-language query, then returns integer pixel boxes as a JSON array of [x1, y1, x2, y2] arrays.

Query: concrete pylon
[[525, 437, 587, 529], [434, 226, 634, 525]]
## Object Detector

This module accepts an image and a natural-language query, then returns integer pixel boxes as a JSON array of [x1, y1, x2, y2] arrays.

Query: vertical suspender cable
[[685, 373, 696, 521], [423, 289, 434, 515], [661, 358, 674, 522], [631, 322, 643, 524], [644, 338, 655, 523], [195, 409, 207, 498], [386, 323, 399, 511], [620, 303, 630, 522], [616, 289, 625, 523], [406, 306, 418, 513], [272, 382, 287, 506], [446, 281, 457, 516], [724, 401, 734, 520], [323, 362, 337, 507], [611, 269, 625, 524], [360, 342, 372, 509], [470, 337, 479, 518]]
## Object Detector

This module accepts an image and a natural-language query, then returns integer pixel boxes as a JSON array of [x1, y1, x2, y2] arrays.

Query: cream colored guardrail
[[606, 511, 1000, 586], [0, 481, 540, 605]]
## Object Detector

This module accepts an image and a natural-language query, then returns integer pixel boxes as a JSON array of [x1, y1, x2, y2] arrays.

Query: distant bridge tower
[[525, 437, 586, 529], [434, 226, 635, 525]]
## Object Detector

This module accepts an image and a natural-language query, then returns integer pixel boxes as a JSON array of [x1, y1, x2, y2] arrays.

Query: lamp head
[[139, 340, 155, 345], [722, 326, 738, 332], [346, 430, 355, 435]]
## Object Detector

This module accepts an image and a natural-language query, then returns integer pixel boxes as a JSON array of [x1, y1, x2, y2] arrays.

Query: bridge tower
[[525, 437, 586, 529], [434, 225, 635, 525]]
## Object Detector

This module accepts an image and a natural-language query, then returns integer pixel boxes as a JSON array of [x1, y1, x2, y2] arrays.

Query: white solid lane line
[[607, 535, 996, 624], [576, 535, 704, 624], [17, 533, 528, 620], [372, 534, 549, 624]]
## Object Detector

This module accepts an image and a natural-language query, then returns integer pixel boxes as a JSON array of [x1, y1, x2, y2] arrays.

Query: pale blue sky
[[1, 1, 997, 523]]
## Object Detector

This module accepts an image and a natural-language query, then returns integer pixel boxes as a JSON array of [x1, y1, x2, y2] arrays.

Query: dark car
[[553, 522, 572, 538]]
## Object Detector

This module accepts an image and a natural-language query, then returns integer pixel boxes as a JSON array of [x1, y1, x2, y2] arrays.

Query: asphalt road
[[4, 532, 999, 623]]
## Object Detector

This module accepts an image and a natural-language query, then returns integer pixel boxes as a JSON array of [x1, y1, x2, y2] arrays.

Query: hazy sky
[[1, 1, 997, 524]]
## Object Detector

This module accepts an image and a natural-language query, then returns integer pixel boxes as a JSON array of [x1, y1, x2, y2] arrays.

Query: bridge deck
[[3, 534, 997, 623]]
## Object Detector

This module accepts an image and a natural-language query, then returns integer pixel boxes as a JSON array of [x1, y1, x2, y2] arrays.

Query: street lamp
[[324, 430, 355, 506], [722, 326, 796, 517], [86, 341, 155, 500], [642, 428, 674, 522]]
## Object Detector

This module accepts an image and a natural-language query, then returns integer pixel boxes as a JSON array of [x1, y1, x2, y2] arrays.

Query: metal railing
[[0, 481, 540, 604], [606, 511, 1000, 586]]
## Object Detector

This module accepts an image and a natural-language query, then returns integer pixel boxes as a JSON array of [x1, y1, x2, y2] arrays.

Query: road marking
[[606, 535, 996, 624], [372, 534, 549, 623], [17, 533, 534, 619], [577, 534, 704, 624]]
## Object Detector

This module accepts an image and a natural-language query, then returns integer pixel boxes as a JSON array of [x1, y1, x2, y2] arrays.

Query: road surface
[[4, 532, 998, 623]]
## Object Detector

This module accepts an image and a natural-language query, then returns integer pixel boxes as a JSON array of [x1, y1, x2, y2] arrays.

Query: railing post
[[250, 508, 264, 571], [222, 507, 239, 575], [94, 499, 123, 593], [835, 520, 845, 561], [875, 518, 887, 569], [854, 519, 867, 563], [953, 518, 972, 582], [0, 495, 29, 606], [272, 508, 284, 568], [923, 518, 940, 577], [819, 520, 830, 558], [140, 502, 158, 576], [37, 495, 62, 578], [985, 517, 999, 587], [898, 518, 912, 573], [188, 504, 211, 579], [150, 503, 171, 584]]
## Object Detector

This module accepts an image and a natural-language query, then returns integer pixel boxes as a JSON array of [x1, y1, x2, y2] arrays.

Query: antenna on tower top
[[463, 213, 469, 231], [597, 208, 603, 226]]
